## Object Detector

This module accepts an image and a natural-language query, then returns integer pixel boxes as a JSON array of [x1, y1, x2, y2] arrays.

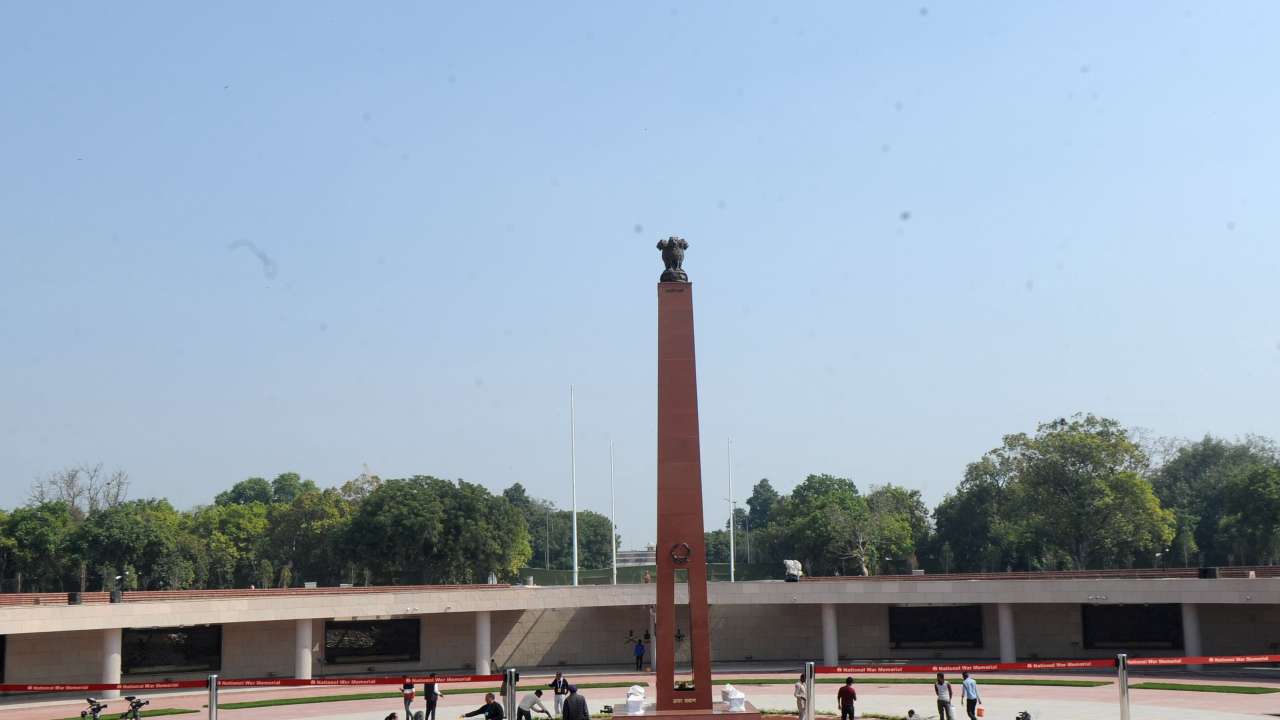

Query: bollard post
[[1116, 654, 1129, 720], [208, 674, 219, 720], [504, 668, 518, 720], [804, 662, 815, 720]]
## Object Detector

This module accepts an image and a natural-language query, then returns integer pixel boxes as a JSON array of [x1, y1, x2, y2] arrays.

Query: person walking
[[933, 673, 954, 720], [836, 677, 857, 720], [463, 693, 505, 720], [517, 690, 552, 720], [793, 673, 808, 719], [632, 638, 646, 671], [561, 686, 589, 720], [424, 673, 441, 720], [960, 672, 981, 720], [549, 672, 570, 717], [402, 681, 417, 720]]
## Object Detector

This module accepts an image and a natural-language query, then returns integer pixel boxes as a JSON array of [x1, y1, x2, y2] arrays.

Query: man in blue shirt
[[960, 672, 982, 720]]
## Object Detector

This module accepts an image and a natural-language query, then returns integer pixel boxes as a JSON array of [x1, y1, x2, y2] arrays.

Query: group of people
[[794, 671, 983, 720], [398, 672, 588, 720]]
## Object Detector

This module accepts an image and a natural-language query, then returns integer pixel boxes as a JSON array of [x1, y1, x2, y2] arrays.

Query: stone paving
[[3, 671, 1277, 720]]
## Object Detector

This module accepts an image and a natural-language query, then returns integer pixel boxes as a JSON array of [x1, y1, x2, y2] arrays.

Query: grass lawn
[[1129, 682, 1280, 694], [56, 710, 198, 720], [215, 682, 650, 710], [723, 677, 1109, 688]]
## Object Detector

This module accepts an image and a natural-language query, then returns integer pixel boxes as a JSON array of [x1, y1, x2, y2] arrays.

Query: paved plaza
[[4, 670, 1277, 720]]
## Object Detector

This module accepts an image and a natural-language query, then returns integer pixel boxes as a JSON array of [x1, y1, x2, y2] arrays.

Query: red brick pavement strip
[[5, 673, 1280, 720]]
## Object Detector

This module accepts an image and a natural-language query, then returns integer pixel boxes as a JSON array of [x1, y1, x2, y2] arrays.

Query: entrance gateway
[[651, 238, 761, 720]]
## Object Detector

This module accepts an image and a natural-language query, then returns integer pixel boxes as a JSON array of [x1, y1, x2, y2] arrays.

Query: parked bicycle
[[121, 696, 149, 720], [81, 698, 108, 720]]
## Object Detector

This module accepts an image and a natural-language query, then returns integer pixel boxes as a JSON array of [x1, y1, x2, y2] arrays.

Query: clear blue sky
[[3, 2, 1278, 548]]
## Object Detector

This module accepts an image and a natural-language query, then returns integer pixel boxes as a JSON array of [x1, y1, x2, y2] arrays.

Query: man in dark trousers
[[632, 638, 646, 670], [836, 677, 857, 720], [424, 673, 441, 720], [934, 673, 955, 720], [561, 685, 589, 720], [549, 672, 570, 717], [463, 693, 505, 720]]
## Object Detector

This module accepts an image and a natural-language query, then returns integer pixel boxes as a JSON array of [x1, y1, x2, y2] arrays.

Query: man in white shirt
[[960, 672, 981, 720], [793, 673, 808, 719], [934, 673, 954, 720], [517, 690, 552, 720]]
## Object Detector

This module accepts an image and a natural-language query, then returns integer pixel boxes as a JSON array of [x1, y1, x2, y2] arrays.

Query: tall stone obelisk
[[654, 236, 713, 711]]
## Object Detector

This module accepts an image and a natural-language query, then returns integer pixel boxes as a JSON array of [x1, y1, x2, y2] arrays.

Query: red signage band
[[816, 659, 1118, 674], [1127, 654, 1280, 667], [217, 674, 504, 688], [0, 673, 503, 693]]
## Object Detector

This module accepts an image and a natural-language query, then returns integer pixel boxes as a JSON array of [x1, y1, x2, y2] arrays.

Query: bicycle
[[121, 696, 149, 720], [81, 698, 108, 720]]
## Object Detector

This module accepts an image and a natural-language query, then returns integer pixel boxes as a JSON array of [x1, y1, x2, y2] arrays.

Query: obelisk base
[[616, 701, 763, 720]]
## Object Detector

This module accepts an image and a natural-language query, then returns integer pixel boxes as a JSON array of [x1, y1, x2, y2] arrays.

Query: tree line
[[709, 415, 1280, 575], [2, 413, 1278, 591]]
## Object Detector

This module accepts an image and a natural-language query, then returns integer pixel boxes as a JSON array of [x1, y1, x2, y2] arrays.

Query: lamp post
[[727, 438, 735, 582], [569, 385, 578, 587], [610, 439, 617, 586]]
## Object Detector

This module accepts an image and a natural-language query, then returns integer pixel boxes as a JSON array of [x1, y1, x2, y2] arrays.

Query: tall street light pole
[[610, 439, 617, 585], [570, 385, 578, 587], [727, 438, 736, 583]]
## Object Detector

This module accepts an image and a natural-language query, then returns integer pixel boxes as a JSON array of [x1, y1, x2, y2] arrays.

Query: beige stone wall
[[492, 606, 658, 668], [5, 629, 104, 683], [1200, 603, 1280, 654], [1012, 604, 1082, 659], [221, 620, 296, 678], [712, 604, 820, 662], [9, 601, 1280, 682]]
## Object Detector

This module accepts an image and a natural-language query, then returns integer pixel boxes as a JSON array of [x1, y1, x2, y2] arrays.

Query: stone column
[[295, 618, 313, 679], [820, 603, 838, 666], [102, 628, 122, 698], [1181, 603, 1202, 670], [654, 280, 713, 711], [996, 603, 1016, 664], [475, 611, 492, 674]]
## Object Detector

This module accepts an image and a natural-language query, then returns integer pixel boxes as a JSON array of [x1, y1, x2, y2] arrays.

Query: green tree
[[5, 502, 76, 590], [746, 479, 779, 530], [215, 478, 272, 506], [866, 484, 931, 569], [931, 455, 1017, 572], [769, 474, 867, 575], [1003, 415, 1174, 569], [1151, 436, 1279, 565], [504, 483, 615, 572], [267, 487, 352, 585], [0, 509, 14, 588], [345, 477, 446, 583], [187, 501, 269, 587], [705, 529, 730, 563], [1216, 465, 1280, 565], [270, 472, 318, 505], [73, 499, 182, 589], [434, 479, 532, 582]]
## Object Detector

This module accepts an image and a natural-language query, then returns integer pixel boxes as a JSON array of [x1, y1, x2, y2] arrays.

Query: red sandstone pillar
[[655, 281, 713, 710]]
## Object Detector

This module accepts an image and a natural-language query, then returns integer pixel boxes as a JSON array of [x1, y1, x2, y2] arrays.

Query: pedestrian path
[[4, 671, 1278, 720]]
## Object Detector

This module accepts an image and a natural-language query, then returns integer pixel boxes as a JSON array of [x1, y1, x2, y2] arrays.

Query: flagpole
[[728, 437, 736, 582], [610, 439, 617, 585], [570, 385, 579, 587]]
